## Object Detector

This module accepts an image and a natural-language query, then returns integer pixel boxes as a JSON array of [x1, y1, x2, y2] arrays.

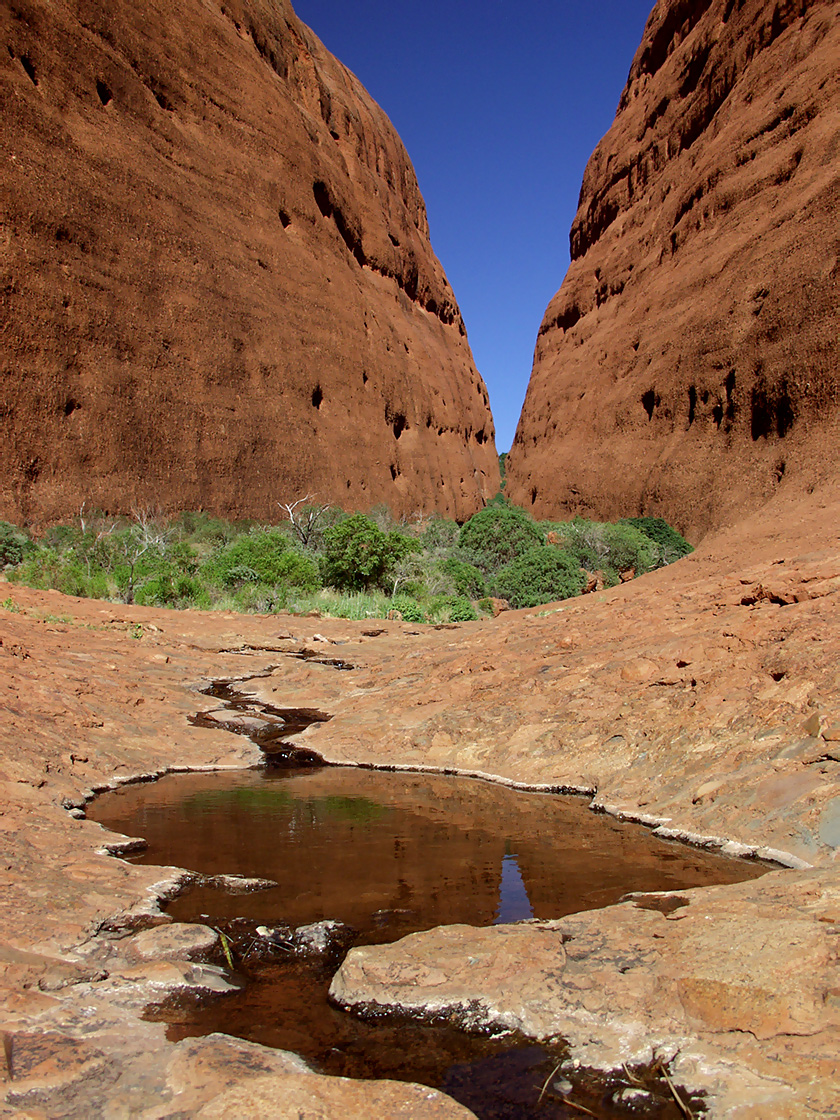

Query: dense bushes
[[493, 547, 586, 609], [438, 557, 487, 599], [200, 529, 318, 592], [319, 514, 416, 592], [0, 521, 33, 567], [1, 502, 691, 620], [458, 505, 542, 574], [543, 516, 680, 585], [621, 517, 694, 565]]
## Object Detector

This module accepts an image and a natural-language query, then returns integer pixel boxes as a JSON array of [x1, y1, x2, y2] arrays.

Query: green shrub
[[231, 583, 285, 613], [438, 557, 486, 599], [448, 596, 478, 622], [202, 530, 318, 591], [171, 511, 238, 547], [389, 593, 426, 622], [458, 505, 542, 576], [621, 517, 693, 565], [421, 517, 460, 553], [9, 548, 91, 597], [320, 514, 417, 592], [42, 524, 83, 550], [493, 546, 585, 609], [0, 521, 33, 566], [545, 517, 657, 577], [599, 522, 656, 575], [485, 491, 509, 507]]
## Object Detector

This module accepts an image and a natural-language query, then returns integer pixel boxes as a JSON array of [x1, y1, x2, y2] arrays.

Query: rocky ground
[[1, 481, 839, 1116]]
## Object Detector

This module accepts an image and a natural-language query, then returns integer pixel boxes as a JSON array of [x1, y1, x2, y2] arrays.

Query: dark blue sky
[[293, 1, 655, 451]]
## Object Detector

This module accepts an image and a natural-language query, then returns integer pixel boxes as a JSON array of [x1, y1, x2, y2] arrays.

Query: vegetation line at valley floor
[[0, 498, 692, 623]]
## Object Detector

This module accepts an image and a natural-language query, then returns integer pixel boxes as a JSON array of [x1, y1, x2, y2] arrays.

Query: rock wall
[[506, 0, 840, 540], [0, 0, 499, 527]]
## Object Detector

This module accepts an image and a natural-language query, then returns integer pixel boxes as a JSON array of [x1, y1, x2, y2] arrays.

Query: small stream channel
[[87, 671, 770, 1119]]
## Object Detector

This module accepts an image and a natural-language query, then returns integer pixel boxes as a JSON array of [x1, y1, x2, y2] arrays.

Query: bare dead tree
[[278, 496, 332, 547]]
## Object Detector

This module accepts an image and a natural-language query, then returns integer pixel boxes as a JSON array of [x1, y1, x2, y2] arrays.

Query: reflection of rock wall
[[507, 0, 840, 540], [0, 0, 498, 526], [88, 769, 761, 941]]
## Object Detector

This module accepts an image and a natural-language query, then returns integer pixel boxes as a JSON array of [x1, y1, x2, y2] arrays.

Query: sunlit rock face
[[507, 0, 840, 541], [0, 0, 498, 526]]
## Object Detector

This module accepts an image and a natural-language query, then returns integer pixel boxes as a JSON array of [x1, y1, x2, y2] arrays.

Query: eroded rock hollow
[[507, 0, 840, 540], [0, 0, 499, 525]]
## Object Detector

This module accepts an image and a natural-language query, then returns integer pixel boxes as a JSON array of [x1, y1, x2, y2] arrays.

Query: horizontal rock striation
[[507, 0, 840, 540], [0, 0, 498, 526]]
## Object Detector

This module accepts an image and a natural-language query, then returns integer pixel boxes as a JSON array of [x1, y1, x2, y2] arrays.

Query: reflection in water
[[88, 767, 767, 1119], [494, 853, 534, 924], [89, 767, 765, 942]]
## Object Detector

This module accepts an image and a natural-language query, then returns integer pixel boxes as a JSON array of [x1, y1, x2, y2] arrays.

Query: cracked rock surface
[[0, 483, 839, 1114]]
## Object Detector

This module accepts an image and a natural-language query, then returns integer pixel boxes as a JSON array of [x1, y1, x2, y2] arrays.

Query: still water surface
[[89, 767, 767, 1118]]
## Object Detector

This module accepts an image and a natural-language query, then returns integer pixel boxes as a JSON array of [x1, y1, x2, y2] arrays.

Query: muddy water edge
[[86, 675, 772, 1119]]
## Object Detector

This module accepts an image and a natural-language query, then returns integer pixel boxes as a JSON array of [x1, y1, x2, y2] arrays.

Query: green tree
[[201, 529, 317, 591], [621, 517, 693, 565], [438, 557, 487, 599], [493, 546, 585, 609], [320, 514, 417, 592], [0, 521, 33, 566], [459, 505, 542, 576]]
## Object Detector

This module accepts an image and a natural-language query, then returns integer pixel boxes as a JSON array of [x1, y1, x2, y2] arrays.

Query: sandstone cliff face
[[507, 0, 839, 540], [0, 0, 498, 526]]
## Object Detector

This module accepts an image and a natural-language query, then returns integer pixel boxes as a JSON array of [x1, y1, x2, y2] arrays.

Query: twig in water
[[536, 1061, 563, 1108], [214, 929, 235, 971], [654, 1057, 693, 1119], [622, 1061, 645, 1087], [536, 1062, 597, 1116], [548, 1095, 597, 1117]]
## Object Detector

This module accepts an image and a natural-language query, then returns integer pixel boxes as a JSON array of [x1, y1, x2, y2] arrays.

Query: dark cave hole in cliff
[[388, 233, 400, 247], [475, 429, 487, 445], [19, 54, 38, 85], [96, 79, 113, 106], [641, 389, 659, 421], [153, 88, 174, 112], [63, 398, 80, 417], [688, 385, 697, 426], [313, 181, 332, 218], [390, 412, 408, 440], [390, 464, 398, 481], [712, 401, 724, 429], [530, 487, 537, 505], [311, 386, 323, 410], [278, 207, 291, 229], [750, 380, 795, 441]]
